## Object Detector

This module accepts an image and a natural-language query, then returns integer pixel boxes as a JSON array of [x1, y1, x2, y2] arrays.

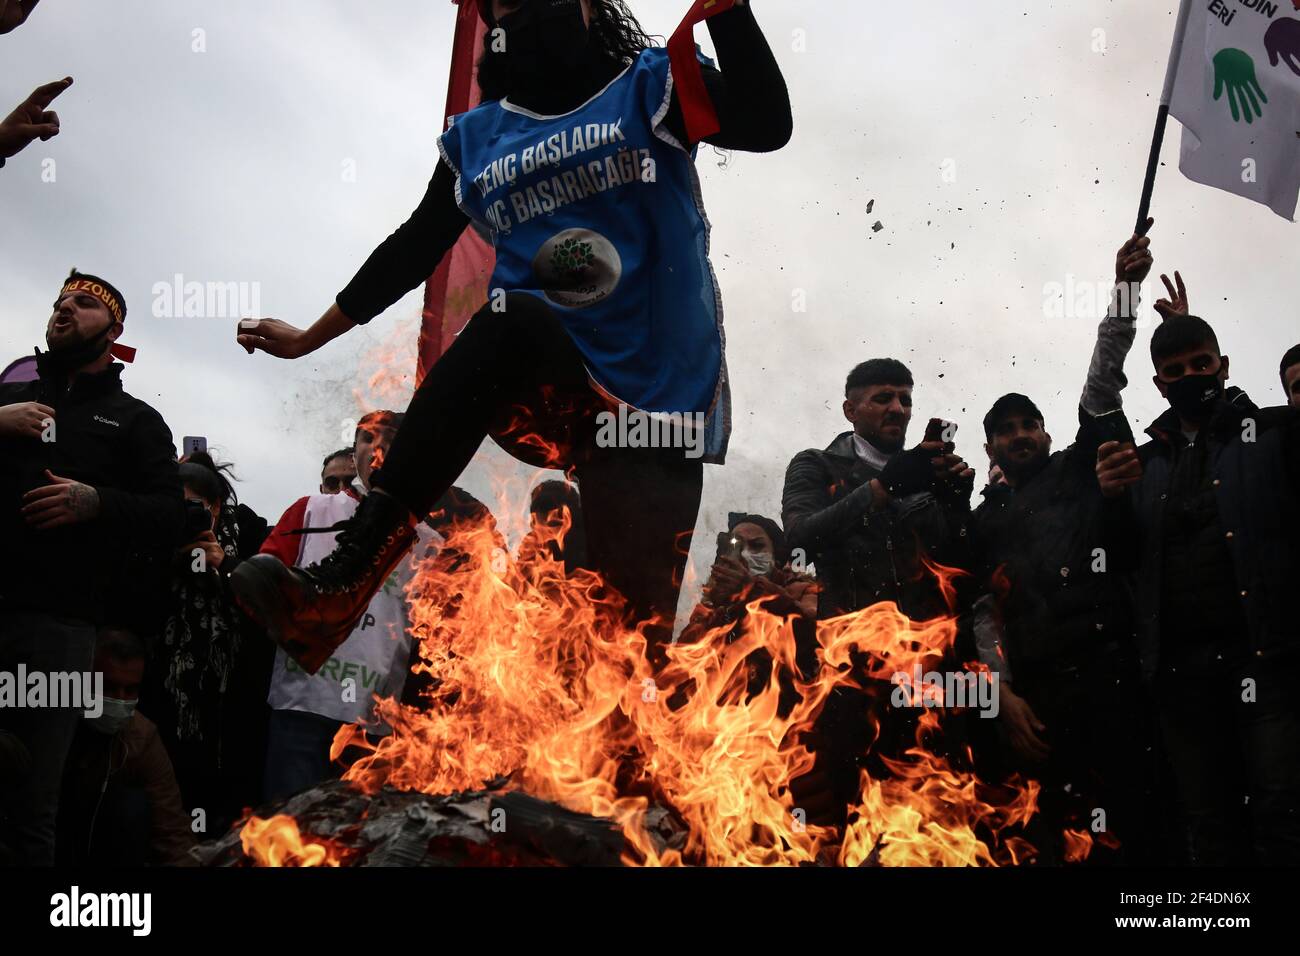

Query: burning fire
[[237, 339, 1053, 866], [254, 512, 1042, 867]]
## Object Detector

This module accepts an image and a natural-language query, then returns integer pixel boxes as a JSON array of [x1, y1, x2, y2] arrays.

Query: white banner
[[1168, 0, 1300, 219]]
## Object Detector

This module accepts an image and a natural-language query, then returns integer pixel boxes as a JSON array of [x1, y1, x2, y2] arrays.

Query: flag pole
[[1135, 0, 1194, 235]]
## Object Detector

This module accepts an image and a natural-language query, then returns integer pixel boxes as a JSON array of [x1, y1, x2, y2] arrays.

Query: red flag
[[418, 0, 496, 385], [667, 0, 737, 143]]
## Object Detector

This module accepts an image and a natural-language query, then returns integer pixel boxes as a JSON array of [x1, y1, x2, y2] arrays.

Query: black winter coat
[[781, 432, 972, 621], [971, 408, 1137, 673], [0, 353, 185, 624], [1128, 389, 1300, 678]]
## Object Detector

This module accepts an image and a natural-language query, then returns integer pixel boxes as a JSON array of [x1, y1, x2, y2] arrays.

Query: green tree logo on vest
[[550, 236, 595, 282], [1213, 48, 1268, 123], [533, 228, 623, 308]]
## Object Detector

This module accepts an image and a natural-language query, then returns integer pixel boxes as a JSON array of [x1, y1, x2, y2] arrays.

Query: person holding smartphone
[[690, 515, 817, 624], [140, 453, 273, 838], [781, 358, 976, 623], [678, 513, 818, 717], [780, 357, 979, 829]]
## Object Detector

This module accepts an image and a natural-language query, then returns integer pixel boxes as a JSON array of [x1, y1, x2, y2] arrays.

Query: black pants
[[1012, 652, 1160, 865], [1156, 641, 1300, 865], [374, 293, 704, 647], [0, 611, 97, 866]]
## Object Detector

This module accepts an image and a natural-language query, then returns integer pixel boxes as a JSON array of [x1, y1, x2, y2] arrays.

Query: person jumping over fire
[[230, 0, 792, 671]]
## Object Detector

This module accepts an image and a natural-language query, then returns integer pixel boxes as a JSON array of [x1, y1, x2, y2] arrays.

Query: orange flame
[[239, 815, 347, 867], [1063, 828, 1094, 863], [257, 339, 1041, 866], [351, 320, 418, 414], [316, 513, 1040, 866]]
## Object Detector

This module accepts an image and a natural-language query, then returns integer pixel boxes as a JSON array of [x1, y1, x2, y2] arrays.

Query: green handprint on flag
[[1213, 48, 1267, 124]]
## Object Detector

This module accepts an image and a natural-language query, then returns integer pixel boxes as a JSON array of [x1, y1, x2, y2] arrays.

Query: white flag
[[1168, 0, 1300, 220]]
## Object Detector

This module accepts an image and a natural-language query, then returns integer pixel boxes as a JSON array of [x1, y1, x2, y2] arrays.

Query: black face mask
[[496, 0, 591, 94], [1166, 373, 1224, 422]]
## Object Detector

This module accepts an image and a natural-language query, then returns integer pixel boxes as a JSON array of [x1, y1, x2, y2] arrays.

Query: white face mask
[[87, 697, 136, 735], [741, 549, 775, 577]]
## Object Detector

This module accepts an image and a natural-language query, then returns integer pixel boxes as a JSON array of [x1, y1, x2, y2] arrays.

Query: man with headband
[[0, 269, 184, 865]]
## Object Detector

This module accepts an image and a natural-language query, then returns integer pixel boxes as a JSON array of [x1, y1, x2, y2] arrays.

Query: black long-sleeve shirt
[[336, 3, 790, 325]]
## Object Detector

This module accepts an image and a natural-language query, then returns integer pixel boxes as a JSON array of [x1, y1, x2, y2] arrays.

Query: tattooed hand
[[21, 469, 101, 529]]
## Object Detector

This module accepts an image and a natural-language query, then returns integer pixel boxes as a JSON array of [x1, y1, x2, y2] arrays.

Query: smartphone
[[715, 531, 741, 560], [182, 436, 207, 457], [183, 497, 214, 537]]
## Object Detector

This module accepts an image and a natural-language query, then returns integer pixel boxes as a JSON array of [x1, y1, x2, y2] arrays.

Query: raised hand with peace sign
[[0, 76, 72, 164], [1153, 271, 1190, 323]]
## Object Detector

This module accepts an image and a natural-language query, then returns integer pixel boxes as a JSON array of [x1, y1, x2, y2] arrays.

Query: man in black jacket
[[970, 231, 1158, 864], [0, 270, 184, 865], [781, 358, 976, 826], [1097, 311, 1300, 865], [782, 358, 975, 622]]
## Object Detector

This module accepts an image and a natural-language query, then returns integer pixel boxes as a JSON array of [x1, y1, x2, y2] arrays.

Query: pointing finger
[[26, 77, 72, 109]]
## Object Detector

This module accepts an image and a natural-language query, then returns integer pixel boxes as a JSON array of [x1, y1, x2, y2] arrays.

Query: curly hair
[[581, 0, 656, 64], [476, 0, 656, 100]]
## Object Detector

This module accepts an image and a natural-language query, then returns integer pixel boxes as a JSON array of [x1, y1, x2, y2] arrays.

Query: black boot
[[231, 490, 418, 674]]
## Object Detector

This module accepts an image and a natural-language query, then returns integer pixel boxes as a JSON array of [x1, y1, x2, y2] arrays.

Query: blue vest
[[438, 48, 729, 462]]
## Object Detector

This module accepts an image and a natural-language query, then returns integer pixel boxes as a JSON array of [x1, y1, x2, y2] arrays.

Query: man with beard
[[781, 357, 977, 827], [970, 229, 1161, 864], [1096, 309, 1300, 865], [782, 358, 976, 621], [0, 270, 184, 864]]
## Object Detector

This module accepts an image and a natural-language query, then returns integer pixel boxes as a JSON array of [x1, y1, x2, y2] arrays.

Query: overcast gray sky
[[2, 0, 1297, 608]]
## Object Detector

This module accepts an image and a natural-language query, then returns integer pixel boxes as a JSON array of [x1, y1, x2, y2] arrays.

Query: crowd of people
[[3, 0, 1299, 870], [2, 232, 1295, 868]]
